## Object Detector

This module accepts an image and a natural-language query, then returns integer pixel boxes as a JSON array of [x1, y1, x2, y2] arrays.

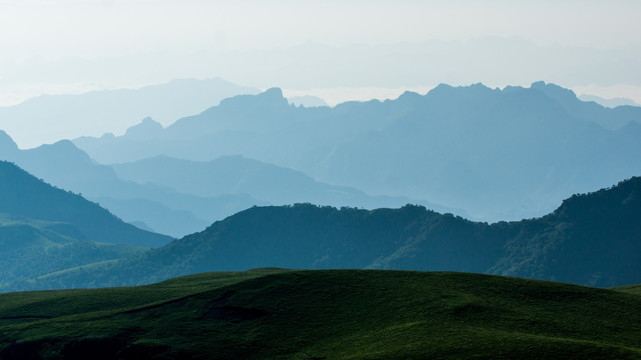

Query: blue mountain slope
[[0, 160, 172, 247], [72, 82, 641, 221], [0, 132, 265, 237], [0, 77, 259, 147], [111, 155, 453, 215]]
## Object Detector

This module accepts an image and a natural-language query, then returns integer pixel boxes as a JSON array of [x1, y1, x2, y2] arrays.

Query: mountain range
[[579, 93, 640, 108], [73, 81, 641, 221], [0, 78, 259, 148], [0, 131, 444, 237], [111, 154, 449, 213], [0, 160, 173, 287], [0, 160, 171, 248], [1, 79, 640, 293], [0, 132, 260, 236], [0, 124, 450, 237], [4, 175, 638, 292]]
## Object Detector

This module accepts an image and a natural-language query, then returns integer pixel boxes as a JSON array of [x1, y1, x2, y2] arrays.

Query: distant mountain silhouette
[[1, 131, 444, 236], [0, 133, 263, 237], [0, 161, 172, 248], [0, 77, 258, 148], [287, 95, 329, 107], [0, 130, 18, 155], [122, 116, 164, 141], [10, 176, 639, 291], [529, 81, 641, 130], [111, 155, 453, 214], [74, 82, 641, 221], [579, 94, 639, 108], [72, 87, 410, 164]]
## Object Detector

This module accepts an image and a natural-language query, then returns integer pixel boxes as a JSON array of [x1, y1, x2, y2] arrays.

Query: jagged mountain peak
[[530, 80, 580, 102], [217, 87, 288, 109]]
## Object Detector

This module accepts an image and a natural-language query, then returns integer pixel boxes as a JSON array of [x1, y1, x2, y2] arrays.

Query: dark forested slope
[[10, 177, 640, 291]]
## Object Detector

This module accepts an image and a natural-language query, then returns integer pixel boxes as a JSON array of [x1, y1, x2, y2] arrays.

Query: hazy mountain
[[313, 83, 641, 220], [1, 130, 449, 236], [0, 77, 259, 148], [579, 93, 640, 108], [74, 82, 641, 221], [530, 81, 641, 130], [0, 160, 172, 248], [0, 130, 18, 156], [287, 95, 329, 107], [111, 155, 454, 214], [10, 176, 639, 291], [72, 87, 411, 164], [0, 132, 265, 237]]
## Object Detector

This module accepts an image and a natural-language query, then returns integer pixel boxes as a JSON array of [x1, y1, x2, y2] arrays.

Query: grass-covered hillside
[[0, 270, 640, 359], [0, 213, 145, 288]]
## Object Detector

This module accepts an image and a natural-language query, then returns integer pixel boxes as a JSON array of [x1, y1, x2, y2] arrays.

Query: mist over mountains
[[579, 94, 640, 108], [0, 160, 171, 287], [0, 129, 440, 237], [4, 176, 639, 292], [0, 78, 259, 148], [2, 2, 641, 355], [0, 78, 639, 294], [0, 161, 171, 248], [0, 133, 256, 236], [73, 81, 641, 222]]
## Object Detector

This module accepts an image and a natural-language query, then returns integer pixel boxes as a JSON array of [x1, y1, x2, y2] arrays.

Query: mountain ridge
[[7, 176, 639, 292], [0, 160, 172, 248], [72, 81, 641, 221], [0, 136, 268, 237], [2, 129, 455, 237], [111, 154, 455, 216], [0, 77, 259, 148]]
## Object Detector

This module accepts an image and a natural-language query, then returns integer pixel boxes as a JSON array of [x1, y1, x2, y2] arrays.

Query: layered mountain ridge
[[5, 176, 639, 292], [73, 81, 641, 221], [0, 131, 444, 237]]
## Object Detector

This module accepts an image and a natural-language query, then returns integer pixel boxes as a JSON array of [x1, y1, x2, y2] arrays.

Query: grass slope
[[1, 270, 640, 359], [0, 214, 145, 288], [615, 284, 641, 295]]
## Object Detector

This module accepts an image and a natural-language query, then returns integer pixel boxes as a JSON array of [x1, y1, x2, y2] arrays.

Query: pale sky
[[1, 1, 640, 105]]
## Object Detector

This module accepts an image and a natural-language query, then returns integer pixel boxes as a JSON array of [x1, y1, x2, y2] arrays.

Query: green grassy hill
[[615, 284, 641, 295], [1, 270, 640, 359], [0, 214, 145, 288]]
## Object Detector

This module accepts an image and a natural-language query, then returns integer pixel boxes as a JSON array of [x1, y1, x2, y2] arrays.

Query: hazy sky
[[1, 0, 640, 105]]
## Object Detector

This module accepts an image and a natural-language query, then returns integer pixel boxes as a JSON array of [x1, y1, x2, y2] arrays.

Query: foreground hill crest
[[1, 270, 640, 359]]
